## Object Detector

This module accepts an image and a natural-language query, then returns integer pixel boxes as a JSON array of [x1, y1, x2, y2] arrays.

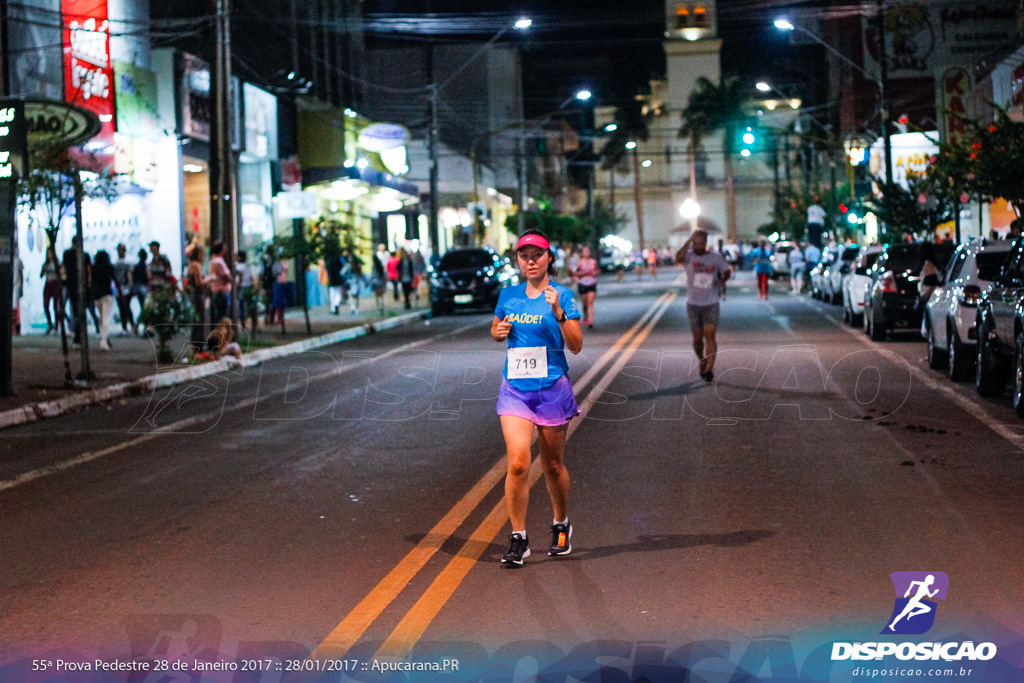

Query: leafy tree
[[680, 76, 748, 243], [18, 146, 118, 384]]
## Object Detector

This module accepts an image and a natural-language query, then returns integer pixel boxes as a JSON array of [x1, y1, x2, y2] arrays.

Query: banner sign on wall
[[62, 0, 115, 154]]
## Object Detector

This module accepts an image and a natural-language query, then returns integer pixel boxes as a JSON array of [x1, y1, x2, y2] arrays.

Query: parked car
[[974, 237, 1024, 403], [770, 242, 795, 279], [924, 239, 1011, 380], [863, 242, 956, 341], [599, 247, 627, 272], [428, 247, 518, 316], [809, 259, 831, 299], [822, 245, 861, 304], [841, 245, 884, 326]]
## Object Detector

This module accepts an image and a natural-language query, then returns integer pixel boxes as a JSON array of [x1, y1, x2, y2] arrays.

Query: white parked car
[[770, 241, 795, 279], [823, 245, 861, 304], [924, 238, 1011, 380], [842, 245, 884, 326]]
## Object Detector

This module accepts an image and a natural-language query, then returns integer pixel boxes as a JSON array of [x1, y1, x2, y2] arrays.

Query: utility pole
[[428, 83, 440, 258], [517, 135, 527, 234], [73, 181, 92, 383], [210, 0, 236, 317]]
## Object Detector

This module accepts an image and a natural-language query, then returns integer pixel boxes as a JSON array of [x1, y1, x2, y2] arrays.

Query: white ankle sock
[[554, 518, 568, 527], [512, 530, 527, 539]]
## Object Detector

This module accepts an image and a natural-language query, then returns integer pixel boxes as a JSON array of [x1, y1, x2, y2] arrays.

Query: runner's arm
[[675, 238, 693, 264]]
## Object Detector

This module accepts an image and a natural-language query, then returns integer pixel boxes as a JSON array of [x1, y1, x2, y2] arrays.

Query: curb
[[0, 310, 429, 431]]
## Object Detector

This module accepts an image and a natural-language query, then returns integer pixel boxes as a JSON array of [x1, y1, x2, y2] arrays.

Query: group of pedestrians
[[375, 244, 426, 310], [39, 239, 174, 350]]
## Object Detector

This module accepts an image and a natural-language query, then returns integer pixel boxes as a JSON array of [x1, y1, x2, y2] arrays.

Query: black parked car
[[974, 238, 1024, 406], [863, 242, 956, 341], [428, 248, 518, 316]]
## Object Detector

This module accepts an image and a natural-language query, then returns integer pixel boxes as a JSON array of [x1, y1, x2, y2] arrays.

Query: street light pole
[[428, 82, 440, 259], [876, 0, 894, 188]]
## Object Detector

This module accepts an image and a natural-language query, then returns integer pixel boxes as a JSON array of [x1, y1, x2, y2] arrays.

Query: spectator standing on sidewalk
[[147, 241, 173, 291], [260, 245, 276, 326], [206, 241, 232, 322], [324, 242, 347, 315], [344, 247, 364, 314], [186, 247, 208, 352], [370, 249, 387, 316], [12, 249, 22, 335], [91, 249, 119, 351], [387, 250, 400, 301], [113, 243, 133, 335], [130, 249, 149, 335], [397, 247, 416, 310], [41, 246, 62, 335], [63, 237, 91, 345], [235, 251, 257, 330]]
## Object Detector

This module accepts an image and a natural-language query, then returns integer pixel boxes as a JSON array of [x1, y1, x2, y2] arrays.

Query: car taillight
[[881, 272, 897, 293], [959, 285, 982, 306]]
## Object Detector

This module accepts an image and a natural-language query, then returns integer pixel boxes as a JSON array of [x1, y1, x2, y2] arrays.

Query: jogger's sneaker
[[501, 534, 531, 567], [549, 521, 573, 556]]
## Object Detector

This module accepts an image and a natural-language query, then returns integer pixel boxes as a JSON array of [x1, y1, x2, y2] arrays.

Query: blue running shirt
[[495, 282, 581, 390]]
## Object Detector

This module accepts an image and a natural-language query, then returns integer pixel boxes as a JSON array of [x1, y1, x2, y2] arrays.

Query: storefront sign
[[870, 131, 939, 187], [113, 61, 158, 138], [25, 98, 101, 149], [275, 190, 318, 219], [0, 101, 28, 182], [359, 123, 408, 152], [942, 69, 971, 145], [62, 0, 115, 150], [242, 83, 278, 160], [863, 2, 1017, 80]]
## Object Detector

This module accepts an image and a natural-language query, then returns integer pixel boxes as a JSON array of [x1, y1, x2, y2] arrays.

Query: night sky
[[364, 0, 827, 116]]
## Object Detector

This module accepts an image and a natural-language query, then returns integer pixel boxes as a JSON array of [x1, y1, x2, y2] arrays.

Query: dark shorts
[[578, 283, 597, 295], [687, 303, 720, 331]]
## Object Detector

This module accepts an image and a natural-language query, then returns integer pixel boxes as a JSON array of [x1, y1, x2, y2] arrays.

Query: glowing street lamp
[[774, 18, 795, 31], [575, 90, 592, 101], [604, 123, 618, 133], [756, 81, 772, 92], [514, 18, 532, 29], [679, 198, 701, 219], [625, 141, 637, 150]]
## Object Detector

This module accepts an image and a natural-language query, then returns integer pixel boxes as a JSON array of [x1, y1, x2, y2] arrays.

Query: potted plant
[[138, 287, 196, 365]]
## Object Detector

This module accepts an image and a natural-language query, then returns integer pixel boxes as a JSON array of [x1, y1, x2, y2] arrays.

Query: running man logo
[[881, 571, 949, 635], [508, 313, 543, 324]]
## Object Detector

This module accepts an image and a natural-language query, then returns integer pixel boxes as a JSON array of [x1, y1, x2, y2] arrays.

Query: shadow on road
[[406, 529, 776, 563], [626, 381, 704, 401]]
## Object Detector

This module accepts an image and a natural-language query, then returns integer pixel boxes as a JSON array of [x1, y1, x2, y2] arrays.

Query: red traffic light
[[839, 203, 849, 213]]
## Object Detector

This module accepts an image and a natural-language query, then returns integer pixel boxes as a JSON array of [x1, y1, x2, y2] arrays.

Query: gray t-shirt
[[683, 249, 729, 306]]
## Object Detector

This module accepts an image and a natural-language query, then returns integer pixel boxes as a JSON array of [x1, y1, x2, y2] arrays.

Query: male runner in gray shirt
[[675, 229, 733, 382]]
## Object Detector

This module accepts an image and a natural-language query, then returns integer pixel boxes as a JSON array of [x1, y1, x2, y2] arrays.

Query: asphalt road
[[2, 269, 1022, 682]]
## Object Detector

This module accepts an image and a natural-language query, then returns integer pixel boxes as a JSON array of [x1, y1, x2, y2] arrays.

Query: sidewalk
[[2, 286, 429, 417]]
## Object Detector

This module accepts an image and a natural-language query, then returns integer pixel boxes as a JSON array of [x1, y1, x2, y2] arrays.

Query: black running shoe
[[501, 534, 531, 567], [549, 521, 573, 556], [701, 370, 714, 382]]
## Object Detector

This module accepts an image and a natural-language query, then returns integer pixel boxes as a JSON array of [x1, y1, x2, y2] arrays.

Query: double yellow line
[[312, 284, 680, 661]]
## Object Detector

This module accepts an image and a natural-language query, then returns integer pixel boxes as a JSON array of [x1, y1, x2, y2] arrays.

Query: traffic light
[[737, 120, 759, 157]]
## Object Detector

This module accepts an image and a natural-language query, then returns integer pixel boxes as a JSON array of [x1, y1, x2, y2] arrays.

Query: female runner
[[491, 230, 583, 567]]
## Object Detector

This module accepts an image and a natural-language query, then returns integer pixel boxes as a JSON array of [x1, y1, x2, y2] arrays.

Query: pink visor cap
[[515, 234, 550, 251]]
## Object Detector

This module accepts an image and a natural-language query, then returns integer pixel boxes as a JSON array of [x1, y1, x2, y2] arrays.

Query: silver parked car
[[924, 238, 1011, 380], [841, 245, 884, 326], [822, 245, 860, 304]]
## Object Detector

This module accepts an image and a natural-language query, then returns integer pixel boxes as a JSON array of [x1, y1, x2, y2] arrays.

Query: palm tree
[[600, 100, 650, 249], [680, 76, 748, 243]]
